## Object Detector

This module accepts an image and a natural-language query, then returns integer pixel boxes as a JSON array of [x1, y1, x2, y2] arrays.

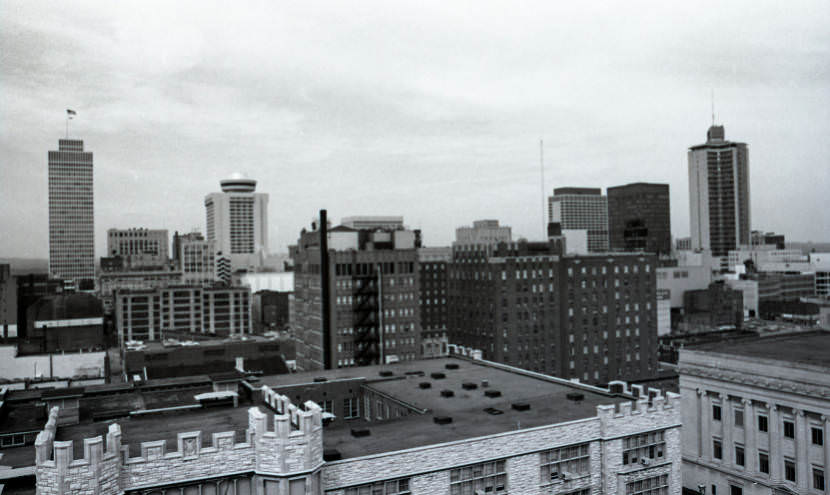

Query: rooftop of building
[[686, 329, 830, 369], [552, 187, 602, 196], [606, 182, 669, 193], [261, 357, 630, 458]]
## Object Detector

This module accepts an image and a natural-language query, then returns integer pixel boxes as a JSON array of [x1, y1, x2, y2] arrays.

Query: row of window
[[712, 403, 824, 444], [711, 438, 825, 488]]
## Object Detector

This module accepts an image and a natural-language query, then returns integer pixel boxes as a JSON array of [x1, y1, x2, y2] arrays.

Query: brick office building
[[418, 247, 451, 358], [679, 331, 830, 495], [33, 355, 682, 495], [449, 239, 658, 384], [292, 213, 422, 371]]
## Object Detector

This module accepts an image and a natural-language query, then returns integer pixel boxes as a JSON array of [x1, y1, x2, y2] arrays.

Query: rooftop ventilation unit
[[441, 390, 455, 398], [462, 382, 478, 390], [484, 390, 502, 398], [511, 402, 531, 411], [445, 363, 460, 370], [323, 449, 342, 461], [566, 392, 584, 401], [431, 372, 446, 379], [481, 379, 489, 388], [313, 377, 328, 383], [434, 416, 453, 425], [419, 382, 432, 389], [350, 428, 371, 438], [483, 407, 504, 415], [379, 370, 394, 377]]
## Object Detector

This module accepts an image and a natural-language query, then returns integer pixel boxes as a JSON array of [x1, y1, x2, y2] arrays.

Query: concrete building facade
[[418, 247, 451, 358], [106, 228, 169, 268], [688, 125, 751, 259], [205, 174, 268, 273], [679, 331, 830, 495], [114, 286, 251, 343], [548, 188, 609, 253], [48, 139, 95, 284], [454, 220, 512, 247]]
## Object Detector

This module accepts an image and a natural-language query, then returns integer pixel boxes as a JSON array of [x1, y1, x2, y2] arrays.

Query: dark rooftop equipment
[[511, 402, 531, 411], [323, 449, 342, 462], [484, 390, 502, 398], [313, 377, 328, 383], [405, 371, 424, 376], [566, 392, 585, 401], [461, 382, 478, 390], [379, 370, 394, 377], [419, 382, 432, 389], [445, 363, 460, 370], [433, 416, 453, 425], [483, 407, 504, 415], [350, 428, 371, 438], [430, 372, 446, 379], [481, 379, 489, 388], [440, 390, 454, 398]]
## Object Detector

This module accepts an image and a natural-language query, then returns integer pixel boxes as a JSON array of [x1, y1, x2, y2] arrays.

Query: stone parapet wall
[[36, 389, 324, 494]]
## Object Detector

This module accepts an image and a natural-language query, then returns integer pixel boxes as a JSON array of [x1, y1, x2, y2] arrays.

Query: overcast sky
[[2, 1, 829, 258]]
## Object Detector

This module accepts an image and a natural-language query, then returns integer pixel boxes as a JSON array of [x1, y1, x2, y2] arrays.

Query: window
[[713, 439, 722, 460], [539, 443, 589, 483], [785, 459, 796, 482], [729, 486, 742, 495], [712, 404, 722, 421], [814, 468, 825, 491], [711, 485, 717, 495], [450, 460, 507, 495], [622, 430, 666, 465], [345, 478, 411, 495], [759, 452, 769, 474], [734, 409, 744, 427], [813, 426, 824, 446], [758, 415, 768, 432], [784, 420, 795, 439], [734, 445, 744, 467], [625, 474, 669, 495], [319, 400, 333, 414], [343, 397, 359, 419]]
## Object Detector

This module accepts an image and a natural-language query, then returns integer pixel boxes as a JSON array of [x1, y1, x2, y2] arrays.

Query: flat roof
[[687, 330, 830, 369], [45, 358, 632, 464], [263, 357, 629, 459]]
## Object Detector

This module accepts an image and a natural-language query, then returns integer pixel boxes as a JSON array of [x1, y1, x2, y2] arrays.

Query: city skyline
[[2, 2, 829, 259]]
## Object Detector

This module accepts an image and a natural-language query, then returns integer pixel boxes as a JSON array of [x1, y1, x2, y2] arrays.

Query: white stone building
[[679, 331, 830, 495]]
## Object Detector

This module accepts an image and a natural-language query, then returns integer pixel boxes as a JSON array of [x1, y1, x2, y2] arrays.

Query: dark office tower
[[548, 188, 609, 252], [688, 125, 750, 258], [291, 215, 421, 371], [48, 139, 95, 285], [449, 240, 658, 384], [607, 183, 671, 255]]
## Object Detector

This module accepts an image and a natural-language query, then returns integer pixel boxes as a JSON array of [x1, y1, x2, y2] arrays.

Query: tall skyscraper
[[688, 125, 750, 258], [607, 183, 671, 255], [548, 187, 609, 252], [205, 174, 268, 273], [48, 139, 95, 284]]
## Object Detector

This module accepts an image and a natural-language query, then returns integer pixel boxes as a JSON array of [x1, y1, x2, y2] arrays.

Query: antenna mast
[[711, 89, 715, 126], [540, 139, 546, 239]]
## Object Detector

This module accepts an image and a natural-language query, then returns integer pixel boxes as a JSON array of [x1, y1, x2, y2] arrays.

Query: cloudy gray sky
[[2, 1, 829, 258]]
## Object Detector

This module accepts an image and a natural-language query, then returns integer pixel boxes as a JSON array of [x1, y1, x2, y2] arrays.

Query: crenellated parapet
[[35, 407, 123, 495], [597, 382, 681, 438], [36, 394, 325, 494]]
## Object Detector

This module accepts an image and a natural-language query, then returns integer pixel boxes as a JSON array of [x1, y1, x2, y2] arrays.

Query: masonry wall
[[323, 383, 682, 495], [36, 388, 324, 495]]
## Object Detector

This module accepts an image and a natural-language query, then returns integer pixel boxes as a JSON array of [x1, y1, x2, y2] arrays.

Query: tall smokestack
[[320, 209, 332, 369]]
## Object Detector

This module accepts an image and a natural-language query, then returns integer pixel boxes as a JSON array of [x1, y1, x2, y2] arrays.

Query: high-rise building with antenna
[[688, 125, 751, 260], [48, 138, 95, 285]]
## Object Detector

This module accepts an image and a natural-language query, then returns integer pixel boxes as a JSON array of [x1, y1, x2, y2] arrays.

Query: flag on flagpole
[[66, 109, 76, 119]]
